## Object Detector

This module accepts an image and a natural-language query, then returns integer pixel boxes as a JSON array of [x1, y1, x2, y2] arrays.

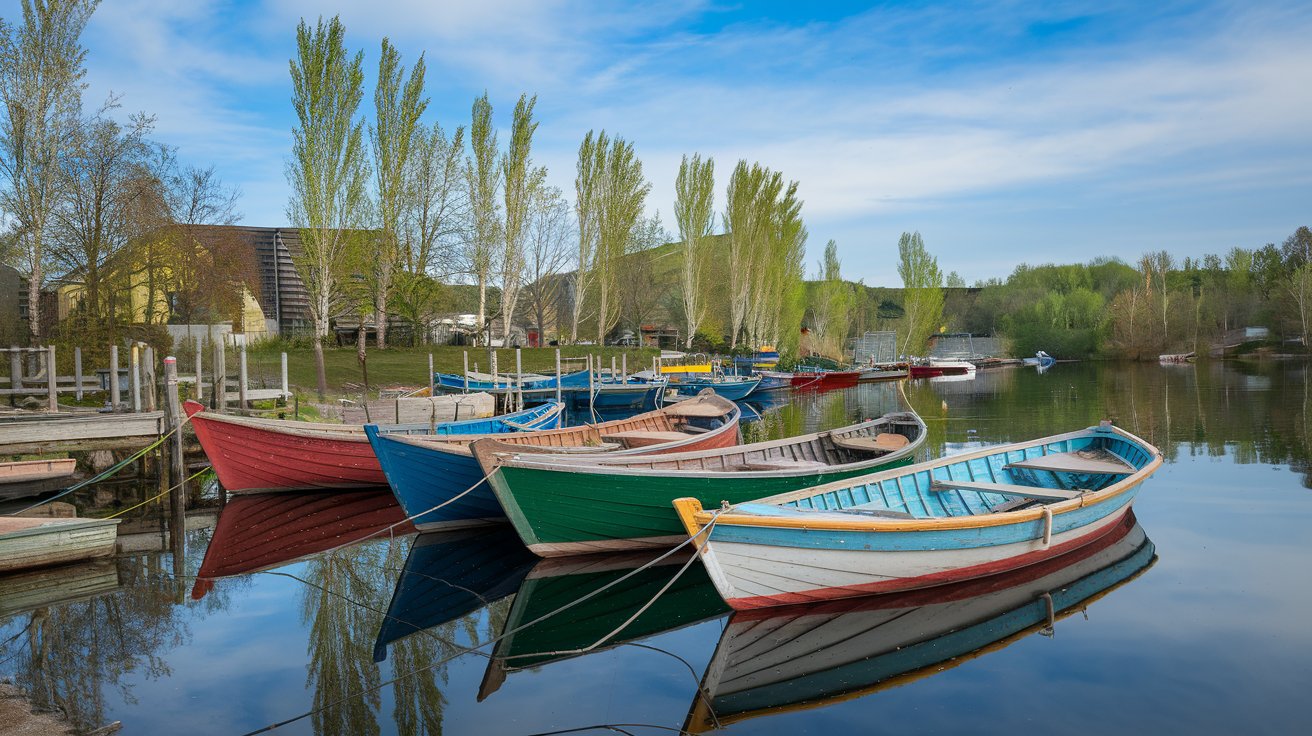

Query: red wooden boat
[[908, 359, 977, 379], [191, 488, 412, 599], [791, 370, 861, 389]]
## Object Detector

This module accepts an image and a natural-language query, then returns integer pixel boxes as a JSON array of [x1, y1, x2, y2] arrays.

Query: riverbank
[[0, 682, 79, 735]]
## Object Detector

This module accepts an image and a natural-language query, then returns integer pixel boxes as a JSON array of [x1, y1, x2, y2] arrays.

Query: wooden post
[[143, 346, 157, 412], [214, 339, 227, 410], [490, 350, 498, 390], [611, 356, 617, 383], [281, 352, 289, 402], [110, 344, 121, 410], [515, 348, 523, 412], [46, 345, 57, 412], [74, 347, 83, 401], [194, 336, 203, 400], [555, 349, 562, 404], [130, 343, 141, 413], [428, 353, 434, 397], [164, 356, 187, 549], [463, 351, 470, 393], [238, 341, 248, 410], [622, 354, 627, 382], [9, 346, 22, 393]]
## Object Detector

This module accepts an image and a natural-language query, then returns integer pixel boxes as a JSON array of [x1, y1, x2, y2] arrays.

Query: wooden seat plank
[[1005, 449, 1133, 475], [832, 433, 910, 454], [930, 479, 1084, 502]]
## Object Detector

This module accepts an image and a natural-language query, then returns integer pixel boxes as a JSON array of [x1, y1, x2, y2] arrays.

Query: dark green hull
[[487, 454, 916, 556]]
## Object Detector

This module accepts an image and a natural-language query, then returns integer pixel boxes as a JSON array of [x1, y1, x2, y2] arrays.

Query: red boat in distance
[[791, 370, 861, 390], [908, 360, 977, 379]]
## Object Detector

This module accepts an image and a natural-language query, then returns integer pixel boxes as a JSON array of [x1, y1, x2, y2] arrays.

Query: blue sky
[[68, 0, 1312, 285]]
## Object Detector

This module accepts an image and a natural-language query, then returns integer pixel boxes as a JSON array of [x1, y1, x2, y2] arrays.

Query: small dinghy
[[674, 421, 1161, 610]]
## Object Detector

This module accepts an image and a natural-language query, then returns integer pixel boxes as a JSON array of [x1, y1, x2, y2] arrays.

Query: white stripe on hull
[[701, 508, 1130, 606]]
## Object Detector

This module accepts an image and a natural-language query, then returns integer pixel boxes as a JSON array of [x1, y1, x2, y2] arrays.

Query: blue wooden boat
[[668, 375, 761, 401], [675, 421, 1162, 610], [373, 526, 536, 662], [682, 512, 1155, 733], [419, 400, 562, 434], [752, 370, 793, 392], [366, 392, 741, 531], [568, 381, 664, 411]]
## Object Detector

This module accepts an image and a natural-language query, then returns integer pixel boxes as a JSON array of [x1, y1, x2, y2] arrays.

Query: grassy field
[[243, 344, 662, 395]]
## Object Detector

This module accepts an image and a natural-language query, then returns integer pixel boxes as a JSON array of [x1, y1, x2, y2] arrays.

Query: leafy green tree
[[594, 135, 649, 343], [810, 239, 854, 356], [465, 92, 500, 345], [286, 15, 370, 398], [0, 0, 99, 341], [369, 37, 427, 349], [674, 153, 714, 349], [570, 129, 605, 343], [499, 93, 542, 344], [896, 231, 943, 355]]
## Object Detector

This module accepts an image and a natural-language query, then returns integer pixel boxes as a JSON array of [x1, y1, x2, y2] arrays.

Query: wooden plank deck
[[0, 411, 165, 454]]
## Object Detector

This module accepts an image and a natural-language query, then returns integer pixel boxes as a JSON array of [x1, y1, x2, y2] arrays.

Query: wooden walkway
[[0, 411, 165, 454]]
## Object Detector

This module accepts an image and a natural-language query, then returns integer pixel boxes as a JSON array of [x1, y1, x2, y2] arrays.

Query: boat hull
[[670, 378, 761, 401], [370, 401, 743, 531], [694, 493, 1138, 610], [485, 455, 918, 557], [0, 517, 121, 574], [185, 401, 561, 493]]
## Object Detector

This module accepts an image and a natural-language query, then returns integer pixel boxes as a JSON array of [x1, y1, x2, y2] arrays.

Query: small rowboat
[[753, 371, 794, 392], [432, 369, 591, 394], [674, 421, 1162, 610], [366, 391, 742, 531], [791, 368, 861, 390], [0, 516, 120, 574], [682, 513, 1155, 733], [668, 375, 762, 401], [0, 458, 77, 501], [472, 411, 927, 557], [185, 399, 563, 494]]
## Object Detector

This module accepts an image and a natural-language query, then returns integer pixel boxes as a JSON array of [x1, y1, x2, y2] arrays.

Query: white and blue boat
[[675, 421, 1162, 610], [668, 375, 762, 401], [433, 369, 592, 394], [1022, 351, 1056, 369]]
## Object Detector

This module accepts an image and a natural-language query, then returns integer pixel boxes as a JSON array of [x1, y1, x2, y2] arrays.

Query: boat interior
[[742, 429, 1155, 519]]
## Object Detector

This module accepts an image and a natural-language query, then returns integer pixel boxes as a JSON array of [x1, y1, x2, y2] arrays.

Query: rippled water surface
[[3, 361, 1310, 735]]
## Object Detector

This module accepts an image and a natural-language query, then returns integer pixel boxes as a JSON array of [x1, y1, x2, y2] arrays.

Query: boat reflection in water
[[478, 549, 730, 700], [372, 525, 536, 662], [190, 488, 413, 598], [684, 512, 1156, 733]]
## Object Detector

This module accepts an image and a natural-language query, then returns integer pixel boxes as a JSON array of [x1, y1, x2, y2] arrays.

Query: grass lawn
[[244, 344, 662, 395]]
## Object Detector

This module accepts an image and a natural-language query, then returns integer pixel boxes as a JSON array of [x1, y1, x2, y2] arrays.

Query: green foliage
[[896, 231, 944, 355]]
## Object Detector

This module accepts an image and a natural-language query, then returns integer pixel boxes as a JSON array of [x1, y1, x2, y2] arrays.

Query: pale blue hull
[[670, 377, 760, 401]]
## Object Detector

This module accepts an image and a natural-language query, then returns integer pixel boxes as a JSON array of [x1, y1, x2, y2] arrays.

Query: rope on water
[[102, 465, 212, 520], [9, 412, 195, 515], [237, 512, 723, 736]]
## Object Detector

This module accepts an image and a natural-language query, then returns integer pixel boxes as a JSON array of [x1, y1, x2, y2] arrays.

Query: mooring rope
[[102, 465, 212, 520], [9, 412, 195, 515], [237, 512, 722, 736]]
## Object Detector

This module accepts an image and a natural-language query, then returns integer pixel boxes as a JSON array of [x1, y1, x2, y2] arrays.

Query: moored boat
[[0, 458, 77, 501], [0, 516, 120, 574], [682, 513, 1156, 733], [185, 399, 563, 493], [668, 374, 762, 401], [791, 368, 861, 390], [908, 359, 976, 378], [674, 421, 1162, 610], [472, 411, 927, 557], [366, 391, 741, 531]]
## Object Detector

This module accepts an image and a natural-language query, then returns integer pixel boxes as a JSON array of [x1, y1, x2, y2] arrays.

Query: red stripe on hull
[[725, 506, 1134, 611], [189, 411, 385, 493]]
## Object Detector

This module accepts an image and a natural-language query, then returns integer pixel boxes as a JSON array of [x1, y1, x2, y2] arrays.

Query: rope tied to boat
[[8, 411, 197, 516]]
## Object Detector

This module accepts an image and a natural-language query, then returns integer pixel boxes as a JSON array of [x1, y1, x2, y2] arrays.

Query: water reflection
[[686, 514, 1156, 733]]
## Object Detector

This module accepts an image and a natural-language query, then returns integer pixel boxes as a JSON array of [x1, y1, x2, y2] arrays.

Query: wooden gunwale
[[688, 425, 1161, 532], [484, 412, 925, 479]]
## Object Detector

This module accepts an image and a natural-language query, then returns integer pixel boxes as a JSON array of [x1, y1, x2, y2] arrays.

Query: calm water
[[3, 362, 1311, 735]]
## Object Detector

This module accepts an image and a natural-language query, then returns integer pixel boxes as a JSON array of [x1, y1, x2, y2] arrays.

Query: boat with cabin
[[673, 421, 1162, 610]]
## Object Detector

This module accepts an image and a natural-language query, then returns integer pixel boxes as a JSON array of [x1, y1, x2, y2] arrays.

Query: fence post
[[143, 346, 157, 412], [194, 336, 203, 400], [555, 349, 562, 404], [238, 341, 248, 410], [516, 348, 523, 412], [110, 344, 120, 410], [46, 345, 57, 412], [74, 347, 83, 401], [130, 343, 141, 413], [214, 339, 227, 411], [9, 346, 22, 394], [428, 353, 434, 397], [281, 352, 289, 402], [164, 356, 187, 548]]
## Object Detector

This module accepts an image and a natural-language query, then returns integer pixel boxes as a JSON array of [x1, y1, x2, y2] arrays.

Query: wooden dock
[[0, 411, 165, 454]]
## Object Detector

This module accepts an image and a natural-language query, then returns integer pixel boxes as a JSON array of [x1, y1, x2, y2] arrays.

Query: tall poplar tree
[[594, 136, 649, 344], [0, 0, 99, 341], [674, 153, 714, 348], [499, 93, 540, 345], [286, 15, 369, 398], [571, 130, 605, 343], [465, 93, 500, 345], [897, 231, 944, 356], [369, 37, 427, 350]]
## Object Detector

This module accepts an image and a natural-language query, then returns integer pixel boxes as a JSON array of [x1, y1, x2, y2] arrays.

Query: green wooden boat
[[471, 411, 927, 557], [478, 549, 729, 700]]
